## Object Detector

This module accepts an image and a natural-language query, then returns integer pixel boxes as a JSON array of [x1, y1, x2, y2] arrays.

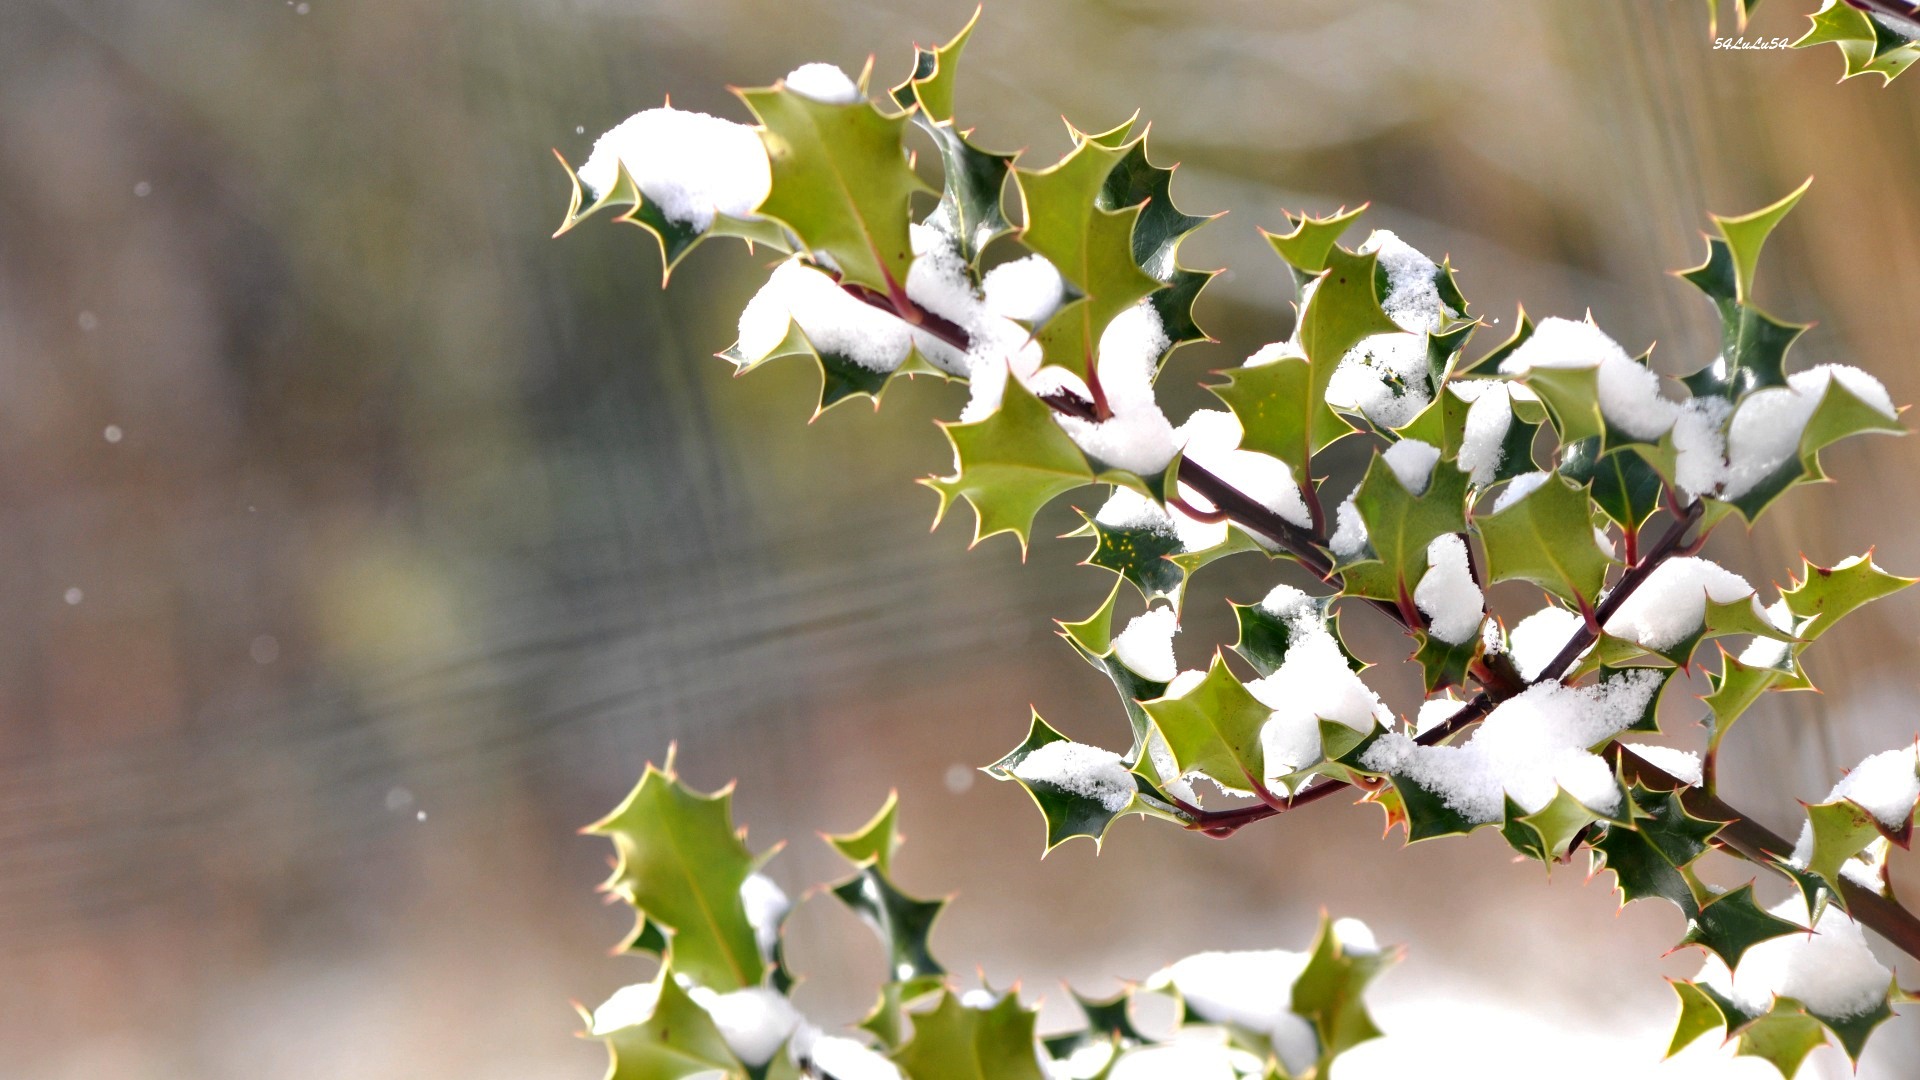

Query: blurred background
[[4, 0, 1920, 1076]]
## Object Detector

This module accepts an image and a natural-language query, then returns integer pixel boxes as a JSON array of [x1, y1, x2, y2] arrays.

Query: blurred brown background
[[3, 0, 1919, 1076]]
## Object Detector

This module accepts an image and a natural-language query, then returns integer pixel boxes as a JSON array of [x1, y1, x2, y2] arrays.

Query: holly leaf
[[739, 78, 931, 293], [1210, 246, 1395, 473], [1800, 799, 1884, 897], [1716, 374, 1906, 523], [1795, 0, 1920, 84], [1140, 653, 1271, 793], [1734, 1009, 1827, 1078], [890, 7, 976, 123], [1680, 883, 1801, 969], [595, 964, 743, 1080], [1629, 784, 1725, 866], [1667, 978, 1728, 1058], [552, 154, 791, 285], [830, 863, 947, 992], [986, 711, 1147, 852], [1678, 181, 1813, 403], [1341, 452, 1469, 603], [893, 991, 1048, 1080], [924, 379, 1095, 553], [827, 790, 904, 874], [1593, 823, 1698, 912], [1560, 437, 1663, 535], [1015, 121, 1161, 378], [1412, 630, 1478, 694], [586, 759, 765, 992], [1074, 509, 1186, 604], [1290, 915, 1392, 1069], [1500, 789, 1610, 864], [721, 306, 944, 418], [1475, 471, 1614, 607], [1781, 552, 1916, 642], [1262, 205, 1368, 289]]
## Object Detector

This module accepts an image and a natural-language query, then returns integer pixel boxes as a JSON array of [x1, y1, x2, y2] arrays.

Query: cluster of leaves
[[582, 752, 1392, 1079], [555, 11, 1919, 1075], [1708, 0, 1920, 83]]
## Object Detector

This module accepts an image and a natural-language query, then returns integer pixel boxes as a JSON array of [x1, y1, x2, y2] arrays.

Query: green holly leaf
[[1717, 178, 1810, 308], [1015, 122, 1162, 378], [1290, 915, 1392, 1070], [1071, 989, 1149, 1046], [1341, 453, 1469, 603], [827, 790, 903, 874], [1782, 553, 1917, 642], [1500, 789, 1609, 864], [1262, 205, 1367, 288], [1796, 0, 1920, 84], [1075, 509, 1185, 603], [1677, 182, 1812, 403], [1475, 471, 1614, 607], [587, 759, 764, 992], [924, 379, 1095, 553], [1559, 437, 1662, 536], [596, 964, 744, 1080], [1593, 824, 1699, 912], [1666, 978, 1728, 1058], [1702, 648, 1799, 753], [1210, 246, 1396, 473], [552, 154, 791, 285], [1628, 784, 1725, 866], [1680, 883, 1801, 969], [1812, 990, 1898, 1063], [893, 991, 1047, 1080], [859, 983, 916, 1050], [619, 912, 670, 958], [1230, 593, 1363, 679], [1141, 653, 1271, 793], [889, 7, 976, 123], [830, 863, 948, 992], [986, 711, 1147, 851], [1512, 363, 1603, 447], [1412, 630, 1478, 694], [1734, 1009, 1827, 1078], [1800, 799, 1884, 897], [739, 79, 931, 293]]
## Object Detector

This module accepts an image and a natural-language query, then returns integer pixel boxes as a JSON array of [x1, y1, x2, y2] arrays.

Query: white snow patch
[[1166, 669, 1207, 697], [1696, 895, 1891, 1020], [1415, 534, 1484, 645], [1246, 600, 1390, 782], [1508, 606, 1585, 681], [1149, 951, 1319, 1075], [792, 1028, 903, 1080], [1383, 438, 1441, 494], [1011, 741, 1136, 812], [1359, 229, 1453, 333], [579, 107, 772, 228], [1602, 557, 1752, 652], [1623, 743, 1702, 787], [1245, 340, 1304, 367], [1417, 696, 1465, 735], [1360, 669, 1663, 821], [590, 981, 661, 1035], [1721, 365, 1896, 500], [1738, 597, 1795, 668], [1114, 608, 1180, 683], [1056, 303, 1177, 474], [1172, 410, 1313, 535], [1258, 583, 1313, 620], [1828, 744, 1920, 829], [783, 62, 862, 104], [1326, 332, 1432, 429], [738, 260, 912, 372], [687, 986, 801, 1066], [1334, 917, 1380, 955], [1499, 317, 1677, 440], [1456, 381, 1514, 486], [1492, 470, 1550, 513], [1672, 396, 1731, 499], [1329, 491, 1369, 559], [982, 255, 1066, 324], [740, 873, 790, 961]]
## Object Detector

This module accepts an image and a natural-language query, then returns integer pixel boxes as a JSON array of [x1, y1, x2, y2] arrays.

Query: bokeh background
[[5, 0, 1920, 1076]]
